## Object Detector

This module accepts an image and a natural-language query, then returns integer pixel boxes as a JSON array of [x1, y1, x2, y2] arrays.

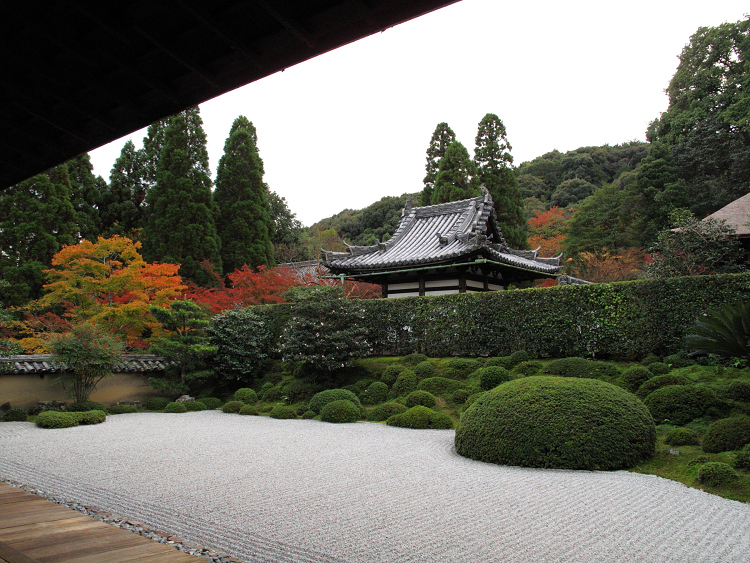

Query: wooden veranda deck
[[0, 482, 196, 563]]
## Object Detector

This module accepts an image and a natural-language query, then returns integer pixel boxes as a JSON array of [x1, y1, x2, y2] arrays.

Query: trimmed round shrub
[[444, 358, 480, 379], [647, 362, 671, 376], [697, 461, 739, 486], [239, 404, 259, 415], [107, 404, 137, 415], [413, 361, 436, 380], [386, 405, 453, 429], [462, 392, 485, 412], [484, 356, 514, 369], [262, 388, 284, 403], [403, 353, 429, 365], [728, 380, 750, 402], [368, 402, 407, 422], [184, 401, 207, 412], [260, 381, 274, 394], [734, 444, 750, 470], [36, 411, 79, 429], [285, 380, 322, 403], [664, 353, 694, 369], [665, 427, 700, 446], [541, 357, 620, 381], [164, 402, 187, 413], [234, 388, 258, 403], [362, 381, 389, 405], [455, 376, 656, 470], [269, 405, 297, 419], [390, 370, 418, 398], [320, 399, 360, 423], [703, 416, 750, 453], [146, 397, 171, 411], [200, 397, 221, 409], [67, 401, 106, 413], [416, 377, 464, 396], [512, 360, 543, 377], [642, 385, 717, 426], [3, 407, 27, 422], [619, 366, 653, 394], [451, 389, 469, 404], [510, 350, 531, 365], [301, 410, 317, 419], [309, 389, 361, 414], [641, 353, 659, 366], [405, 390, 437, 409], [380, 364, 406, 387], [74, 410, 107, 425], [636, 373, 689, 399], [479, 366, 512, 391], [222, 401, 244, 414]]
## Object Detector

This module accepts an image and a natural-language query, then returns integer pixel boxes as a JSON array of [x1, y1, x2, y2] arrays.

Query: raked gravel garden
[[2, 411, 750, 563]]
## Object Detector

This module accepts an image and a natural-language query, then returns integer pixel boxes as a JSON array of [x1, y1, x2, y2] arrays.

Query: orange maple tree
[[527, 206, 573, 257], [566, 248, 646, 283]]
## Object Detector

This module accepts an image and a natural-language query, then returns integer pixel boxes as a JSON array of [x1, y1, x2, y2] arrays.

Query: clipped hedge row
[[36, 410, 107, 429]]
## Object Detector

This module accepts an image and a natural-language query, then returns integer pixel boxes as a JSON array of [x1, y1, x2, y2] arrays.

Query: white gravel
[[1, 411, 749, 563]]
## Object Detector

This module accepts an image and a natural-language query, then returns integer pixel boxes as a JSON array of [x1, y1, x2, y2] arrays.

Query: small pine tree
[[431, 141, 480, 204], [421, 122, 456, 205]]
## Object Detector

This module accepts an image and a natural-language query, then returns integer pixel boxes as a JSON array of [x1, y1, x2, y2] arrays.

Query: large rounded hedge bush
[[184, 401, 207, 412], [75, 410, 107, 425], [386, 406, 453, 429], [728, 380, 750, 402], [362, 381, 389, 405], [239, 404, 259, 416], [380, 364, 406, 386], [390, 370, 418, 398], [107, 404, 138, 415], [479, 366, 512, 391], [444, 358, 479, 379], [455, 376, 656, 470], [405, 390, 437, 409], [512, 360, 543, 376], [416, 377, 464, 396], [3, 407, 27, 422], [222, 401, 244, 414], [269, 405, 297, 419], [642, 385, 717, 426], [368, 402, 407, 422], [619, 366, 652, 394], [36, 411, 79, 429], [320, 399, 361, 423], [200, 397, 222, 409], [309, 389, 361, 414], [413, 361, 436, 380], [697, 462, 738, 486], [541, 357, 620, 381], [146, 397, 171, 411], [665, 427, 699, 446], [234, 388, 258, 403], [403, 353, 429, 366], [646, 362, 671, 376], [636, 373, 689, 399], [164, 402, 187, 413], [703, 416, 750, 453]]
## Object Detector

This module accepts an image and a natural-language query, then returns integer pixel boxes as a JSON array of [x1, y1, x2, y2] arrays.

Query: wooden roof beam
[[254, 1, 316, 48]]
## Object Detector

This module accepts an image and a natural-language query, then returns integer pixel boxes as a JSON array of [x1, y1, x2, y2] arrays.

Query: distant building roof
[[0, 354, 170, 375], [705, 192, 750, 236], [321, 189, 563, 276]]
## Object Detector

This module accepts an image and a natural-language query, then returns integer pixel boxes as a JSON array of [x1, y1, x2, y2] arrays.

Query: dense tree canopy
[[66, 154, 102, 242], [100, 140, 147, 238], [421, 122, 456, 205], [431, 141, 479, 204]]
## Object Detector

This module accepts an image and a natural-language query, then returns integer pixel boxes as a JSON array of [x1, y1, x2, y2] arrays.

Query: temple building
[[321, 188, 574, 299]]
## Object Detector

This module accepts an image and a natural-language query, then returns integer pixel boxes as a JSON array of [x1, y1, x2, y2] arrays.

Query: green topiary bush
[[484, 356, 514, 369], [413, 361, 436, 380], [301, 410, 317, 419], [309, 389, 361, 414], [380, 364, 406, 387], [368, 402, 407, 422], [728, 380, 750, 402], [462, 392, 485, 412], [184, 401, 207, 412], [222, 401, 244, 413], [416, 377, 464, 396], [444, 358, 480, 379], [454, 376, 656, 471], [642, 385, 718, 426], [479, 366, 512, 391], [386, 405, 453, 429], [36, 411, 79, 429], [697, 461, 739, 486], [663, 353, 694, 369], [451, 389, 469, 404], [362, 381, 389, 405], [647, 362, 671, 376], [262, 387, 284, 402], [541, 357, 620, 381], [200, 397, 222, 409], [2, 407, 27, 422], [269, 405, 297, 419], [146, 397, 172, 411], [405, 390, 437, 409], [703, 416, 750, 453], [234, 388, 258, 403], [164, 402, 187, 413], [107, 404, 138, 415], [510, 350, 531, 365], [320, 399, 361, 423], [636, 373, 690, 399], [665, 427, 700, 446], [67, 401, 107, 413], [734, 444, 750, 470], [390, 370, 418, 398], [239, 404, 259, 415], [619, 366, 653, 394], [641, 353, 659, 365], [403, 353, 429, 365], [74, 410, 107, 425], [512, 360, 543, 376], [284, 380, 323, 403]]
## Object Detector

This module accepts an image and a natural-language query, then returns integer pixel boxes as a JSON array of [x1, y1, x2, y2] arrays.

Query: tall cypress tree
[[431, 141, 480, 204], [100, 140, 147, 238], [66, 153, 101, 242], [421, 122, 456, 205], [142, 107, 222, 287], [474, 113, 527, 248], [214, 116, 274, 274]]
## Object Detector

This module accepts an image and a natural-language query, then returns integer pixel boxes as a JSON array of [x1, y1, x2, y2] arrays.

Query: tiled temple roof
[[0, 354, 170, 375], [321, 189, 563, 275]]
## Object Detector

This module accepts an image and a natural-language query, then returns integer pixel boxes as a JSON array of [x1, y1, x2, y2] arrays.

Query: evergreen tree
[[473, 113, 527, 248], [66, 153, 101, 241], [431, 141, 479, 204], [0, 166, 77, 305], [214, 116, 274, 274], [421, 122, 456, 205], [268, 190, 306, 263], [100, 140, 147, 238], [142, 107, 222, 287]]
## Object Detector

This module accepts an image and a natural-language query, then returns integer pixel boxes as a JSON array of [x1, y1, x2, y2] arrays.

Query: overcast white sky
[[89, 0, 749, 227]]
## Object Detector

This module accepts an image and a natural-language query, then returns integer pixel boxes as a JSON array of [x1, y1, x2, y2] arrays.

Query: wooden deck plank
[[0, 483, 197, 563]]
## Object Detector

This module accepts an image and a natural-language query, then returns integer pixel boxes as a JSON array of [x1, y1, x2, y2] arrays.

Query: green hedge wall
[[252, 273, 750, 360]]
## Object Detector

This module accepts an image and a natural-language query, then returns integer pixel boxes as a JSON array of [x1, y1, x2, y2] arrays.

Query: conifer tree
[[214, 116, 274, 274], [421, 122, 456, 205], [142, 107, 222, 287], [66, 153, 101, 242], [100, 140, 147, 238], [431, 141, 480, 204], [474, 114, 527, 248]]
